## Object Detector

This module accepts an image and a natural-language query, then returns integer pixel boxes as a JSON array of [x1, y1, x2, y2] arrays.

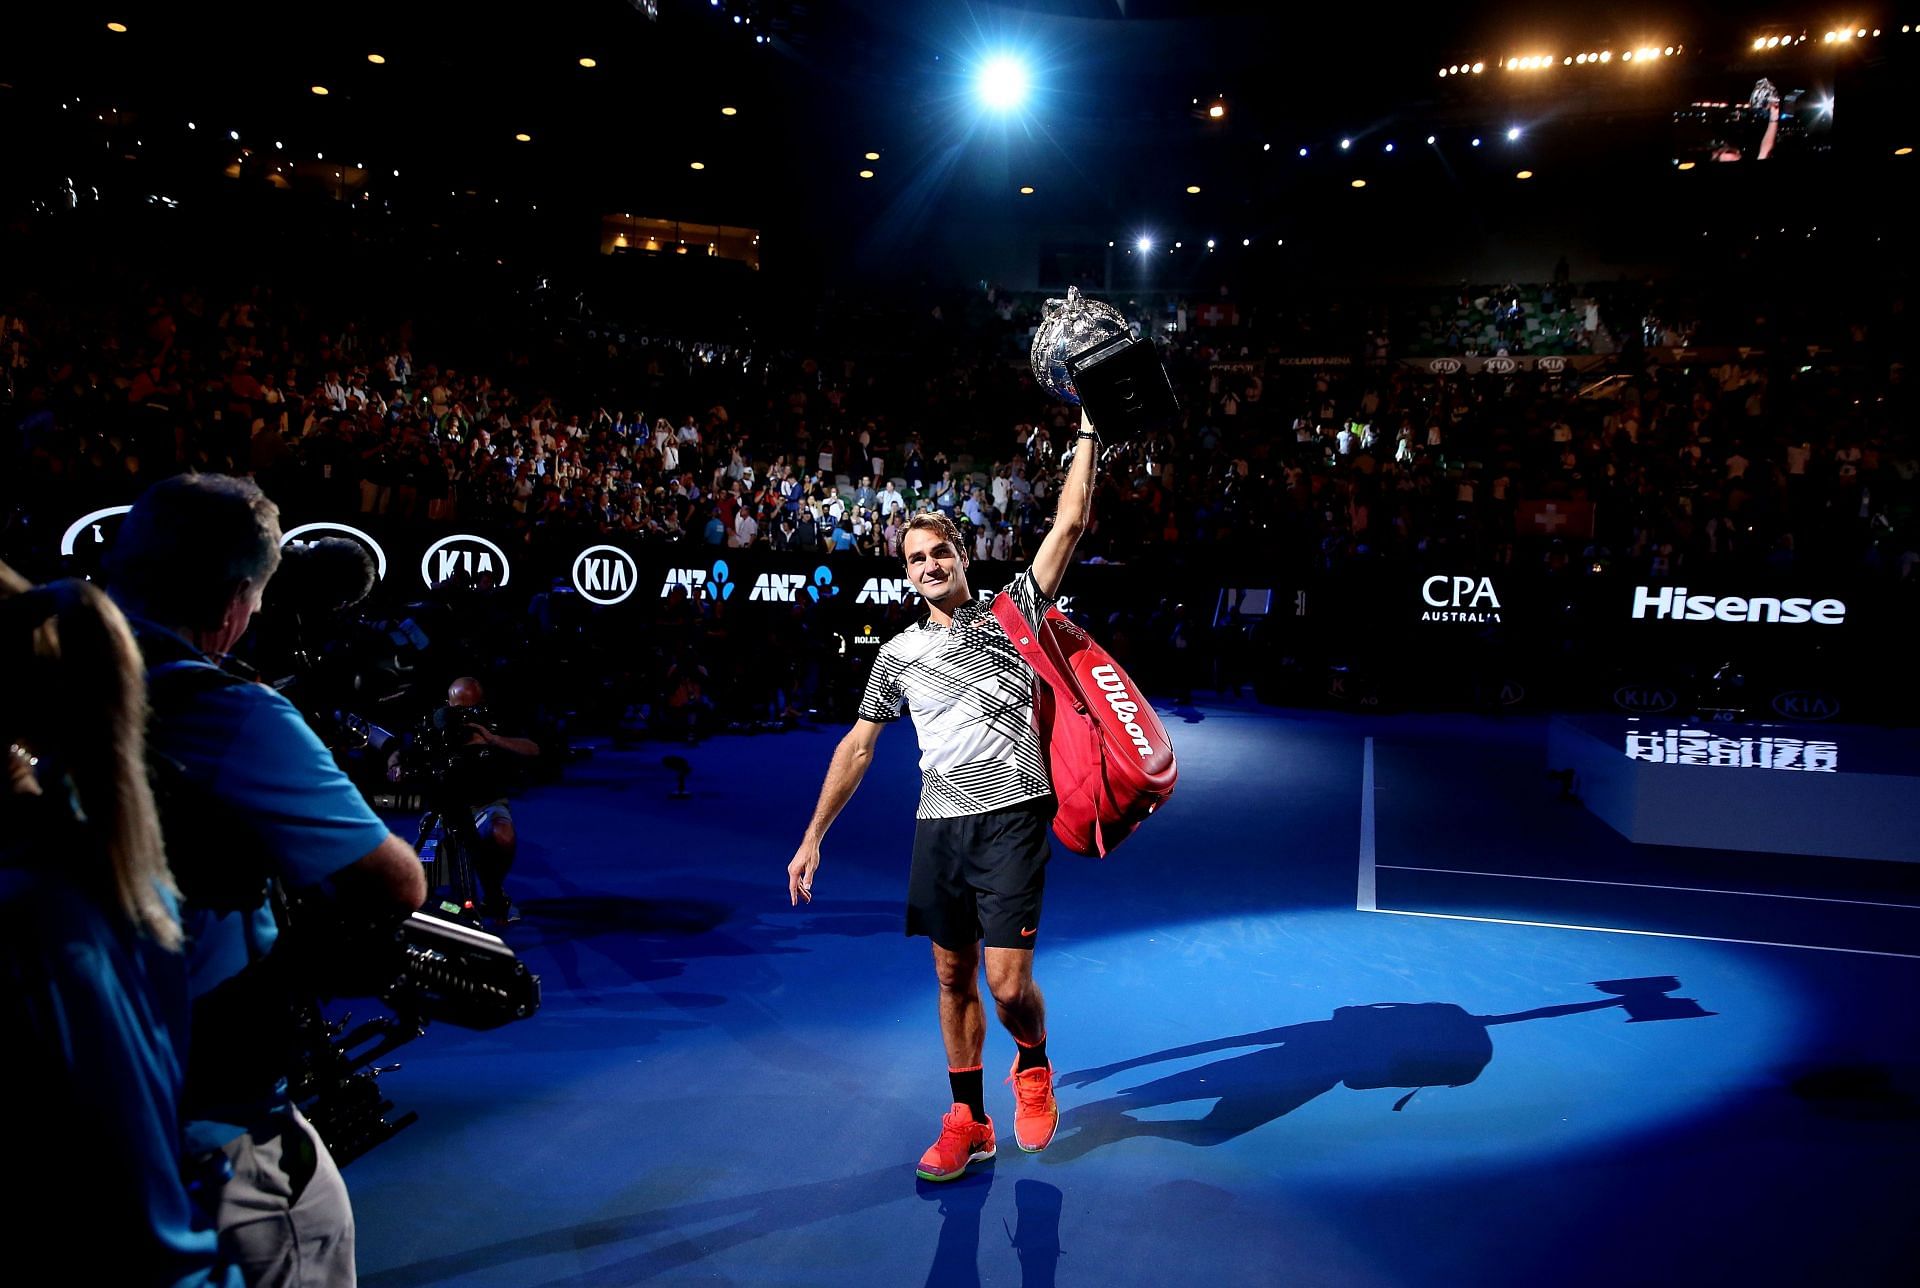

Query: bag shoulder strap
[[990, 593, 1081, 710]]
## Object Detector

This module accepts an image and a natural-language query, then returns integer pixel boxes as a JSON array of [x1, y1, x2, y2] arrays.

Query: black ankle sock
[[949, 1067, 986, 1123], [1016, 1036, 1048, 1073]]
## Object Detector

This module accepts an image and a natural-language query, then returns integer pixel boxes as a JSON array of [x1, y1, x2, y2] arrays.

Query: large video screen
[[1673, 76, 1832, 162]]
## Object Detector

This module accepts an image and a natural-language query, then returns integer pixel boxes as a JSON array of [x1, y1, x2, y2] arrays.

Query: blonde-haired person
[[0, 561, 240, 1287]]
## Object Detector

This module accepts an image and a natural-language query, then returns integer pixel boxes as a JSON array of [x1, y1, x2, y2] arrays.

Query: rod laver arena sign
[[1631, 586, 1846, 625]]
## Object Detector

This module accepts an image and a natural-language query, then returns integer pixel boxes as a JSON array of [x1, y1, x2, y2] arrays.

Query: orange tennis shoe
[[1008, 1061, 1059, 1153], [916, 1104, 996, 1182]]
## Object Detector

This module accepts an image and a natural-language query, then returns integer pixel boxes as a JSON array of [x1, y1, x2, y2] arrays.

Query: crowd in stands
[[4, 269, 1916, 598]]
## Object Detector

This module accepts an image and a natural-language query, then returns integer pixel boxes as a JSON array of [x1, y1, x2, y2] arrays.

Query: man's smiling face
[[903, 526, 970, 607]]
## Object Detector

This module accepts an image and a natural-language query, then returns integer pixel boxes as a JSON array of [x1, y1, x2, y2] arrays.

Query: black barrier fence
[[55, 505, 1918, 723]]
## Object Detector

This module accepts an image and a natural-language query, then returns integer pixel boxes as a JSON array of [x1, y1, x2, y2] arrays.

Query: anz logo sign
[[660, 565, 711, 598], [857, 576, 918, 605], [420, 533, 512, 588], [750, 565, 838, 603], [570, 544, 639, 606]]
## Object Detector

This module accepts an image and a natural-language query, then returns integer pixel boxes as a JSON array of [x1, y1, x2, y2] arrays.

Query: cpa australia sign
[[420, 533, 512, 588], [1420, 574, 1502, 624], [570, 544, 639, 606]]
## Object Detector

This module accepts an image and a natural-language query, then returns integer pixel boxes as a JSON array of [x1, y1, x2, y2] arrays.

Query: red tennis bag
[[991, 593, 1177, 857]]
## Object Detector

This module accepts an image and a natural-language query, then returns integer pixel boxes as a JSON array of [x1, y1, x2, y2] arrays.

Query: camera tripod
[[414, 791, 487, 924]]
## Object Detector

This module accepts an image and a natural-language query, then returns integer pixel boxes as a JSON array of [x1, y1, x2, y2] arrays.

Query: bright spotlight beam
[[976, 56, 1031, 112]]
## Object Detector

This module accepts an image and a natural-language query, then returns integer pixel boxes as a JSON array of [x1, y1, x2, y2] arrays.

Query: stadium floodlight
[[976, 56, 1031, 111], [1136, 236, 1152, 253], [1507, 126, 1522, 141]]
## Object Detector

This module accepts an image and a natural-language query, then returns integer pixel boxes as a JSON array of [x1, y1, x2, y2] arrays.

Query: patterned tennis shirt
[[857, 569, 1054, 819]]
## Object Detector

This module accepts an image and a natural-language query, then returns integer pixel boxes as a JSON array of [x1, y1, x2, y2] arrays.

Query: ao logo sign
[[420, 533, 512, 588], [280, 522, 390, 580], [1428, 358, 1463, 374], [570, 544, 639, 606], [1420, 574, 1502, 624], [60, 504, 134, 558], [1631, 586, 1845, 625]]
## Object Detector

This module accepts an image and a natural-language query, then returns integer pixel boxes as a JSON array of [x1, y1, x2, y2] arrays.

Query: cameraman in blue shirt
[[108, 474, 426, 1288]]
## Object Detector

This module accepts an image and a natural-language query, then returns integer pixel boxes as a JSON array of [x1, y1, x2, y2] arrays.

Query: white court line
[[1366, 907, 1920, 961], [1356, 736, 1376, 913], [1375, 865, 1920, 912], [1358, 738, 1920, 960]]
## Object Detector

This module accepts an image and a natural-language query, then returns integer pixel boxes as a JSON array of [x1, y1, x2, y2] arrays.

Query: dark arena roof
[[6, 3, 1920, 291]]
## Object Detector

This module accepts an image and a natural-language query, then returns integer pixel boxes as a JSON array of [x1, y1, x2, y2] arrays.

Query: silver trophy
[[1029, 287, 1178, 443]]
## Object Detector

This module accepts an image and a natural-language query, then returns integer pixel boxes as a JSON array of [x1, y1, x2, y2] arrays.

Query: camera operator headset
[[0, 564, 243, 1288], [392, 676, 541, 924], [106, 474, 425, 1288]]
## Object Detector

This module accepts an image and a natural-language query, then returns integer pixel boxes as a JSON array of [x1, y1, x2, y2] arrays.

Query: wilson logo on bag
[[992, 594, 1176, 857]]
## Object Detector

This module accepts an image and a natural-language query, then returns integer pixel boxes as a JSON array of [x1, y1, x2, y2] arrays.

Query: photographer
[[402, 676, 541, 925], [107, 474, 425, 1288], [0, 563, 242, 1287]]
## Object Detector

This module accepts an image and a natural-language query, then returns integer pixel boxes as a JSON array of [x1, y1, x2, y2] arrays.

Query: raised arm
[[787, 717, 886, 904], [1030, 410, 1099, 598]]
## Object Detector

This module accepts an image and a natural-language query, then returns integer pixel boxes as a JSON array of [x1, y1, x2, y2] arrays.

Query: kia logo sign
[[1770, 691, 1841, 722], [570, 544, 639, 605], [1538, 356, 1566, 372], [1428, 358, 1462, 374], [420, 533, 512, 588], [59, 504, 134, 557], [1612, 685, 1679, 714], [1484, 357, 1517, 374], [280, 522, 390, 580]]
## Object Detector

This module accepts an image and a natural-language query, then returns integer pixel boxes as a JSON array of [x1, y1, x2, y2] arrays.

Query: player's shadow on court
[[916, 1172, 1063, 1288], [1047, 976, 1713, 1161]]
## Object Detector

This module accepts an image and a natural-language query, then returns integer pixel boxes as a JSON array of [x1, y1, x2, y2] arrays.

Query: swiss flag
[[1515, 499, 1595, 539], [1193, 301, 1239, 327]]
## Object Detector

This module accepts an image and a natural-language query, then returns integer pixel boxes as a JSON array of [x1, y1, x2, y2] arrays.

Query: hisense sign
[[1630, 586, 1846, 625]]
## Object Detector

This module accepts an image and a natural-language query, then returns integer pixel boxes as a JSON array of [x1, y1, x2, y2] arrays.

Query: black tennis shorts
[[907, 796, 1055, 950]]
